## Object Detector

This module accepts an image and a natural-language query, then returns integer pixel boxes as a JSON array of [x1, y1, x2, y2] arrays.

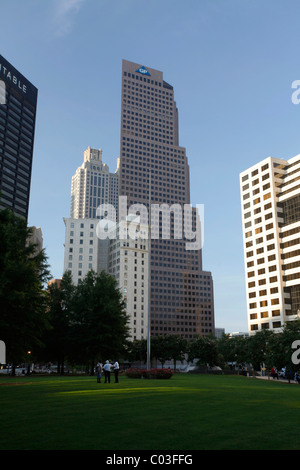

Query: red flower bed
[[125, 368, 174, 379]]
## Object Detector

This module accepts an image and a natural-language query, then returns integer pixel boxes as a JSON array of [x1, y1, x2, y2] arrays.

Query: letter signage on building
[[136, 65, 151, 76], [0, 55, 38, 106]]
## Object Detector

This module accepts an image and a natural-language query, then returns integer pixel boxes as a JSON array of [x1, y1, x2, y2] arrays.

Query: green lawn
[[0, 373, 299, 450]]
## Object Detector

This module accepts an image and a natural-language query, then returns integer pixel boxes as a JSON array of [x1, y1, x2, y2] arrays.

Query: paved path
[[255, 375, 299, 385]]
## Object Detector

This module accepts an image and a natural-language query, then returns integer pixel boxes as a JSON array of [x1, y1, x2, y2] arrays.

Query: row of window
[[250, 321, 282, 331], [241, 163, 270, 183], [250, 310, 282, 319]]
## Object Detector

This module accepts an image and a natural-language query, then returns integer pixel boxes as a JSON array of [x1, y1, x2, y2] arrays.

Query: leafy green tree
[[151, 336, 172, 368], [126, 339, 147, 367], [247, 329, 274, 373], [217, 333, 236, 365], [229, 335, 249, 372], [40, 271, 75, 374], [265, 321, 300, 381], [0, 208, 51, 373], [188, 334, 218, 368], [164, 335, 187, 371], [69, 270, 129, 373]]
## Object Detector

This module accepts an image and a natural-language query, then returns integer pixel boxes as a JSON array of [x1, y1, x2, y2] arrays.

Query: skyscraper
[[63, 147, 118, 284], [119, 60, 215, 339], [70, 146, 119, 219], [0, 55, 38, 220], [240, 154, 300, 334]]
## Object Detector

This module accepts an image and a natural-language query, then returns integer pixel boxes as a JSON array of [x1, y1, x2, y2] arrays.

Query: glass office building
[[0, 55, 38, 220]]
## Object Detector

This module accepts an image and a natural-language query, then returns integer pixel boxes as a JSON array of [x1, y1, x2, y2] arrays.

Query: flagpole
[[147, 172, 151, 370]]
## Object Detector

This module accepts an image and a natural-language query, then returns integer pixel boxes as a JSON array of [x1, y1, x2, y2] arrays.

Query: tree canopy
[[0, 208, 51, 368]]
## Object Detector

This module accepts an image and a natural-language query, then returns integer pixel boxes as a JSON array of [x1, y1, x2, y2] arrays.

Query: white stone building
[[70, 147, 119, 219], [108, 217, 149, 341], [63, 218, 109, 284], [63, 147, 118, 284], [240, 154, 300, 334]]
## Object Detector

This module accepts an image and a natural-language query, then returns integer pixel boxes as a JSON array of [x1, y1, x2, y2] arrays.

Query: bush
[[125, 368, 174, 379]]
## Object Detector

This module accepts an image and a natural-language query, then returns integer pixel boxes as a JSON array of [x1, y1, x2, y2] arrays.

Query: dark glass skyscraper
[[119, 60, 215, 339], [0, 55, 38, 220]]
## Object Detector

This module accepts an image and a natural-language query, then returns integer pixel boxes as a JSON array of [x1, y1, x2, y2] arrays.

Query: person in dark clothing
[[114, 361, 119, 383]]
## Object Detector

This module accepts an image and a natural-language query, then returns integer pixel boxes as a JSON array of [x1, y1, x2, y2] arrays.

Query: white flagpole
[[147, 172, 151, 370]]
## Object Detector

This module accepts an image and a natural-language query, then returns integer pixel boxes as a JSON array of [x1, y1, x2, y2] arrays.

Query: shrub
[[125, 368, 173, 379]]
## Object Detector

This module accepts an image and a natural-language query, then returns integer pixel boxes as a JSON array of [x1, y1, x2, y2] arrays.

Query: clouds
[[53, 0, 86, 37]]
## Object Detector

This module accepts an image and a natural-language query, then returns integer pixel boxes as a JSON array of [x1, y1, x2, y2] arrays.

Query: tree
[[150, 336, 171, 368], [281, 320, 300, 381], [229, 335, 249, 372], [40, 271, 75, 374], [69, 270, 129, 373], [265, 321, 300, 381], [164, 335, 187, 371], [0, 208, 51, 373], [247, 329, 274, 374], [188, 335, 218, 368], [125, 339, 147, 367]]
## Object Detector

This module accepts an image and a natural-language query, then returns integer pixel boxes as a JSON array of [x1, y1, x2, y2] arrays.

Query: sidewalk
[[255, 375, 299, 385]]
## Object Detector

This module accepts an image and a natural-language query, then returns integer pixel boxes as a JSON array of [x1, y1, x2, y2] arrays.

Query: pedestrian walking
[[114, 360, 120, 383], [96, 361, 103, 383], [104, 360, 111, 383]]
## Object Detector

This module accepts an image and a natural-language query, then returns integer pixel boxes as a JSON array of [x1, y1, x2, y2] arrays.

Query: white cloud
[[53, 0, 86, 37]]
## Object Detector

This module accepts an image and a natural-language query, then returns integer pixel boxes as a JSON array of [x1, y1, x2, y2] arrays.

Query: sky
[[1, 0, 300, 334]]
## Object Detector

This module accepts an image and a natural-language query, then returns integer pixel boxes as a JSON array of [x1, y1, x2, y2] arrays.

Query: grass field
[[0, 373, 299, 450]]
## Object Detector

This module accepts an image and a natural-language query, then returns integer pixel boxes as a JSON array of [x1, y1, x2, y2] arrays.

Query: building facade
[[63, 217, 109, 284], [63, 147, 118, 284], [240, 154, 300, 334], [0, 55, 38, 220], [70, 146, 119, 219], [108, 217, 149, 341], [118, 60, 215, 339]]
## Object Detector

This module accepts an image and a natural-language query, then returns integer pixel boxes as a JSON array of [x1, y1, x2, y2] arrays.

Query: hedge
[[125, 368, 174, 379]]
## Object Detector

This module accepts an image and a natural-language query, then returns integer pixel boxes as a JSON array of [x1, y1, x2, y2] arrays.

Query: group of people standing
[[271, 366, 300, 383], [96, 360, 119, 384]]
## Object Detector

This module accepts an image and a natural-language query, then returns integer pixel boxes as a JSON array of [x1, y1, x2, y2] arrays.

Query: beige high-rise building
[[118, 60, 215, 339], [240, 154, 300, 334]]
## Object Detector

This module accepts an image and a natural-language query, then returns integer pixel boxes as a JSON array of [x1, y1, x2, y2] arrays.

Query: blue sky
[[1, 0, 300, 333]]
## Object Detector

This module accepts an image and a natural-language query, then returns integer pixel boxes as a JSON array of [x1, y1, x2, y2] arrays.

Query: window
[[272, 310, 280, 317]]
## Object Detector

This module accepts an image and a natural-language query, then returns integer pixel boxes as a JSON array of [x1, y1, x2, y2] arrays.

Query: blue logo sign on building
[[136, 66, 151, 76]]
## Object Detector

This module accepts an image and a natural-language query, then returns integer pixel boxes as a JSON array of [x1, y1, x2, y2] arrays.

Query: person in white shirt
[[113, 361, 119, 383], [103, 360, 112, 383]]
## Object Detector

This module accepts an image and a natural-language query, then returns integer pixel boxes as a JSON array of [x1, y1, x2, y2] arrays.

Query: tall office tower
[[119, 60, 215, 339], [240, 154, 300, 335], [70, 146, 119, 219], [63, 147, 118, 284], [0, 55, 38, 220]]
